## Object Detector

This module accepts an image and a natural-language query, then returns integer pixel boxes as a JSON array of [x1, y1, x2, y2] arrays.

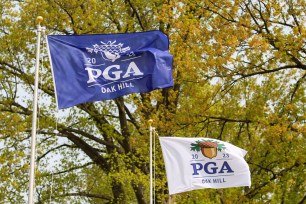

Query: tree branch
[[37, 144, 77, 162], [64, 191, 112, 201], [125, 0, 145, 30], [290, 72, 306, 102], [62, 130, 110, 171], [49, 162, 94, 176]]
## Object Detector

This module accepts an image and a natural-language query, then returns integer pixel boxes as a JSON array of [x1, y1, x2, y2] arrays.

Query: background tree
[[0, 0, 305, 203]]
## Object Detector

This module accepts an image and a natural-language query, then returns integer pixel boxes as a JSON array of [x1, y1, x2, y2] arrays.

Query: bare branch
[[64, 191, 112, 201], [37, 144, 77, 162], [290, 73, 306, 102], [50, 162, 94, 176]]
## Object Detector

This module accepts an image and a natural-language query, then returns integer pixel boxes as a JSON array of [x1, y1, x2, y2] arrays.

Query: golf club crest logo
[[190, 140, 226, 159], [83, 39, 143, 93], [86, 40, 131, 62]]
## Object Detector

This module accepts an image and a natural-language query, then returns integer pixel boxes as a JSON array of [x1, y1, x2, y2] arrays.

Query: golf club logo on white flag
[[159, 137, 251, 195]]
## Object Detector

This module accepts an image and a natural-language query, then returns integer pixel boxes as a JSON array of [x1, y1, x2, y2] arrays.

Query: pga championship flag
[[47, 31, 173, 109], [159, 137, 251, 195]]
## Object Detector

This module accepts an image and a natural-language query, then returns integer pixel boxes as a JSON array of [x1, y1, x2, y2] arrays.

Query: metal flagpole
[[148, 119, 153, 204], [153, 126, 156, 204], [28, 16, 44, 204]]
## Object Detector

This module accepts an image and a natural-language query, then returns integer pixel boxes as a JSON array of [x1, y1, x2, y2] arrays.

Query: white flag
[[159, 137, 251, 195]]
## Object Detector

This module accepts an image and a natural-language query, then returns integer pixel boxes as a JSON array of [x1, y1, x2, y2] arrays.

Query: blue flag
[[47, 31, 173, 109]]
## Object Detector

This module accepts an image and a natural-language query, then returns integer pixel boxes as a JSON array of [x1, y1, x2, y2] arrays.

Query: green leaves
[[0, 0, 305, 203], [190, 141, 201, 152], [217, 143, 226, 152]]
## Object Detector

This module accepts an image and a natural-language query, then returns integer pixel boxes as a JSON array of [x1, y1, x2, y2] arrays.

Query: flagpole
[[28, 16, 43, 204], [148, 119, 153, 204]]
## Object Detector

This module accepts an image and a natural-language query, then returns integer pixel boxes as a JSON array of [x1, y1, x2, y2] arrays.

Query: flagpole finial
[[36, 16, 43, 24], [148, 119, 153, 127]]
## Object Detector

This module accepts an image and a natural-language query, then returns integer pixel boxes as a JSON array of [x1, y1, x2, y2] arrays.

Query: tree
[[0, 0, 305, 203]]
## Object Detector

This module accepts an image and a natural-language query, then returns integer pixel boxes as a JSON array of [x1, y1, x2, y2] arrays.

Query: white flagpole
[[28, 16, 44, 204], [153, 127, 156, 203], [148, 119, 153, 204]]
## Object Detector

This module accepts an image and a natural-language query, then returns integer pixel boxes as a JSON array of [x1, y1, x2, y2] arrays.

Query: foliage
[[0, 0, 305, 203]]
